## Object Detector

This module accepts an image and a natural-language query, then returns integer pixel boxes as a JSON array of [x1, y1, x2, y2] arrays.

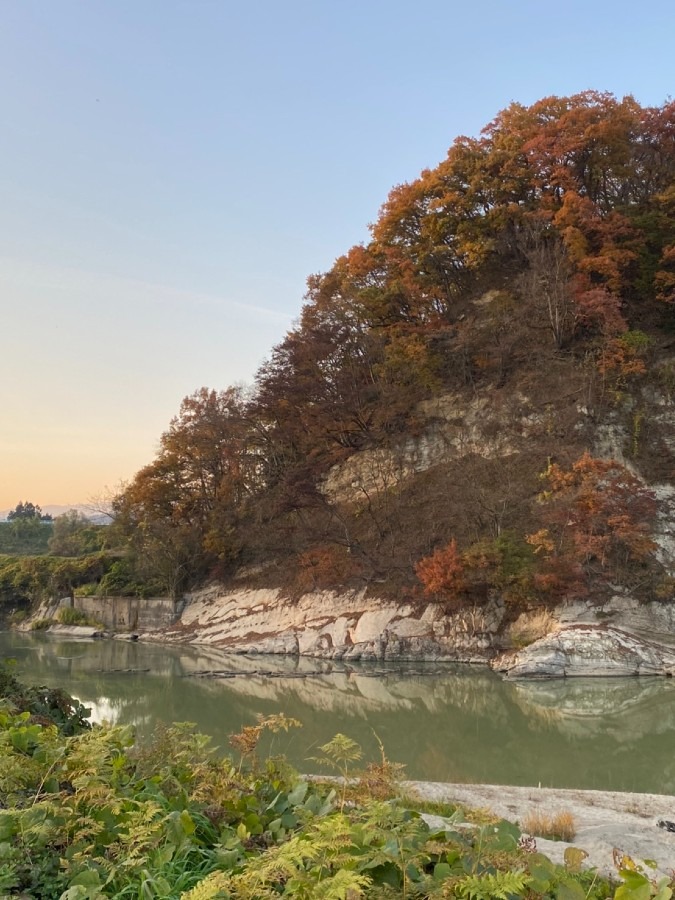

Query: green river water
[[2, 631, 674, 794]]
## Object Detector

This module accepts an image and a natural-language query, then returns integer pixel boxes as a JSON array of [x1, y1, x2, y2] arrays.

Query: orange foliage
[[597, 331, 650, 388], [526, 529, 555, 555], [416, 534, 535, 607], [655, 244, 675, 303], [113, 93, 675, 601], [536, 453, 657, 572], [296, 544, 356, 592], [573, 285, 627, 337], [415, 538, 466, 603]]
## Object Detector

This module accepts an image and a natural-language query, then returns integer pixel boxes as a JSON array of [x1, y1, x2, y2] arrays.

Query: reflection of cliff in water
[[3, 632, 675, 793], [510, 677, 675, 738]]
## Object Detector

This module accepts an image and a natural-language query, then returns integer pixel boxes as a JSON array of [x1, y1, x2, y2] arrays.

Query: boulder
[[493, 624, 675, 678]]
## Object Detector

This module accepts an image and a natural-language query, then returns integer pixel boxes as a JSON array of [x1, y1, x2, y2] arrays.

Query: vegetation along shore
[[1, 663, 674, 898]]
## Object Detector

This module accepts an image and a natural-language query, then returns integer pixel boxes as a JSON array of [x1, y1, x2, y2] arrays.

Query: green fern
[[311, 733, 363, 812], [309, 868, 372, 898], [180, 870, 230, 900], [455, 870, 530, 899]]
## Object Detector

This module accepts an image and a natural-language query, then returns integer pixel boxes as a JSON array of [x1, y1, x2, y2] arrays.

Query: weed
[[0, 667, 653, 900], [506, 608, 556, 648], [522, 808, 576, 841], [8, 609, 27, 624], [57, 606, 103, 627]]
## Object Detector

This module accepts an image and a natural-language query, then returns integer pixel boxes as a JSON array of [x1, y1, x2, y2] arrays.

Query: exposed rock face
[[151, 587, 675, 675], [493, 624, 675, 678], [156, 585, 506, 661], [320, 390, 543, 503], [21, 587, 675, 677]]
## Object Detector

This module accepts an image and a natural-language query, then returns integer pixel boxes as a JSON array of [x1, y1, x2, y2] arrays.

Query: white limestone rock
[[159, 585, 506, 661], [493, 625, 675, 678]]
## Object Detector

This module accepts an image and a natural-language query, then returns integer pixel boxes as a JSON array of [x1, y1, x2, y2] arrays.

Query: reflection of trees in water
[[3, 633, 675, 792]]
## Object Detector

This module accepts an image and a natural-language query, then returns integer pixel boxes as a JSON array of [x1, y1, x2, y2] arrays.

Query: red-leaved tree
[[528, 454, 658, 592]]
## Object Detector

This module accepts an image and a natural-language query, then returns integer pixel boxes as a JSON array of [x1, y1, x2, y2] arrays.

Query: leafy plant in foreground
[[1, 668, 671, 899]]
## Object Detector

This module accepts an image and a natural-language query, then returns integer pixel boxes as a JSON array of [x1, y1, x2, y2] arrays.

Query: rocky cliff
[[132, 583, 675, 678], [155, 584, 506, 661]]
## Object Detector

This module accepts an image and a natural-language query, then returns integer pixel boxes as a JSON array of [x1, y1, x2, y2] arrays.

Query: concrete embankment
[[20, 595, 180, 635]]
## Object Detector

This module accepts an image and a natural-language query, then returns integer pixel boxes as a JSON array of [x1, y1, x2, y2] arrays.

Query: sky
[[1, 0, 673, 510]]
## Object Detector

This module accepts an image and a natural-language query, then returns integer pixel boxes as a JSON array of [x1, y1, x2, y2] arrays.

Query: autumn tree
[[415, 538, 466, 607], [112, 92, 674, 600], [416, 533, 535, 609], [516, 223, 575, 349], [114, 387, 253, 595], [528, 453, 658, 592]]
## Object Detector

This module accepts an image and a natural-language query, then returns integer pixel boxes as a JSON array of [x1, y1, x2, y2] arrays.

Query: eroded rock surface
[[493, 624, 675, 678], [408, 781, 675, 879], [155, 585, 505, 661]]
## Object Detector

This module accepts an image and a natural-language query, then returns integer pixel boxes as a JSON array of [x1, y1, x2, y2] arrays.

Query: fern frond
[[180, 869, 230, 900], [310, 867, 371, 898], [455, 870, 530, 899]]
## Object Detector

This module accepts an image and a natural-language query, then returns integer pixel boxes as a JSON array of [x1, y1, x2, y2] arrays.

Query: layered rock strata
[[493, 624, 675, 678], [155, 586, 505, 662]]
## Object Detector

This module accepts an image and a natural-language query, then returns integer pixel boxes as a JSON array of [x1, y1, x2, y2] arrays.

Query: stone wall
[[72, 595, 179, 631]]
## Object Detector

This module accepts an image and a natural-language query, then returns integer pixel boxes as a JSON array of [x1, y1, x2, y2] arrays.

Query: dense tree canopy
[[47, 510, 106, 557]]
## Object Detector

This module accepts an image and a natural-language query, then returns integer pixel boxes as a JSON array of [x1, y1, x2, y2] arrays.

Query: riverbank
[[19, 585, 675, 678], [3, 632, 675, 885], [5, 630, 675, 794], [409, 781, 675, 879], [140, 586, 675, 677]]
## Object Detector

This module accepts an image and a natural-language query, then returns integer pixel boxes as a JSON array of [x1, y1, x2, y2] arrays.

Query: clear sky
[[1, 0, 673, 510]]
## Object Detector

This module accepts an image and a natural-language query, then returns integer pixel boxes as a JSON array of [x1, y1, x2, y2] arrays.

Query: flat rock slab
[[406, 780, 675, 878]]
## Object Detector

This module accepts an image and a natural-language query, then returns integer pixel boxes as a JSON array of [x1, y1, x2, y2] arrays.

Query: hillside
[[111, 91, 675, 618]]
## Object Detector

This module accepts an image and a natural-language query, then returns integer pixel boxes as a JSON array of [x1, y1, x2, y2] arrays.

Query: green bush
[[0, 659, 90, 735], [47, 510, 108, 557], [0, 552, 117, 606], [57, 607, 94, 626], [0, 520, 52, 555], [8, 609, 27, 624], [73, 581, 99, 597], [97, 557, 163, 598]]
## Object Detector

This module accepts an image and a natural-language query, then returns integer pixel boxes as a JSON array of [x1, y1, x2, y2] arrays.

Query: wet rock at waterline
[[154, 586, 506, 663], [22, 587, 675, 678], [493, 624, 675, 678]]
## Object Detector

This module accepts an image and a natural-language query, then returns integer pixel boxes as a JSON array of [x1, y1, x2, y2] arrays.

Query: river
[[2, 631, 675, 794]]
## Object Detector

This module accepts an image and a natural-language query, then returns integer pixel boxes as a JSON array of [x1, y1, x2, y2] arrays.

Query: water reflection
[[2, 632, 674, 794]]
